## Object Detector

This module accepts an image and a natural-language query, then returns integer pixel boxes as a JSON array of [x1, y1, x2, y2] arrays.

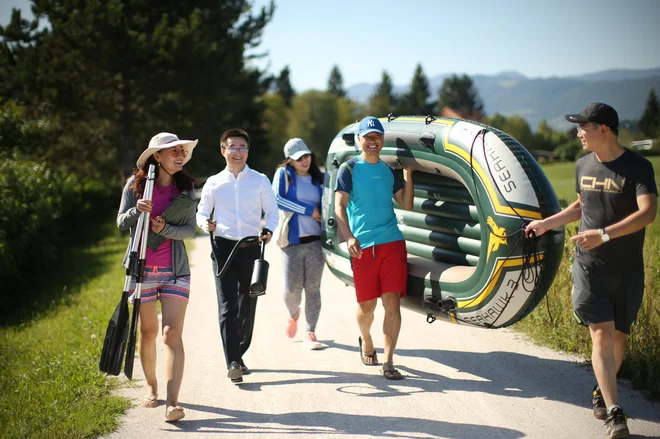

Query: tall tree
[[336, 97, 359, 133], [368, 71, 397, 117], [288, 91, 339, 163], [483, 113, 508, 130], [399, 64, 433, 115], [276, 65, 295, 107], [639, 88, 660, 138], [0, 1, 275, 178], [503, 115, 535, 149], [327, 65, 346, 98], [262, 92, 290, 171], [438, 74, 484, 117]]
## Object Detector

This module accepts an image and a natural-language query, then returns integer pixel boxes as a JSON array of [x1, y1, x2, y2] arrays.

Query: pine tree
[[368, 71, 397, 117], [276, 65, 295, 107], [0, 0, 276, 177], [438, 74, 484, 117], [327, 65, 346, 98], [399, 64, 434, 115], [639, 88, 660, 138]]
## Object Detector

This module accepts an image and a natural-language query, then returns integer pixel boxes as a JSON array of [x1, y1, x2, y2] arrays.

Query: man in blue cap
[[334, 116, 414, 380], [526, 102, 657, 438]]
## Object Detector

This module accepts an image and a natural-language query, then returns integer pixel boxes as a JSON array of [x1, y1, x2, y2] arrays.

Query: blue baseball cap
[[356, 116, 385, 136]]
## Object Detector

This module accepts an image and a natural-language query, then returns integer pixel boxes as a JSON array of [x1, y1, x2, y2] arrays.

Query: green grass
[[0, 222, 132, 439], [0, 220, 198, 439], [517, 156, 660, 399]]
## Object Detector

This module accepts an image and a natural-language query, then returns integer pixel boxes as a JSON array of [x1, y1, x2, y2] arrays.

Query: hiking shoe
[[605, 406, 629, 438], [592, 385, 607, 420]]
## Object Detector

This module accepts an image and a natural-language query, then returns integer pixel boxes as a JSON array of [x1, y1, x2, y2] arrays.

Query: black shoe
[[239, 360, 251, 375], [605, 406, 629, 438], [592, 385, 607, 420], [227, 361, 243, 383]]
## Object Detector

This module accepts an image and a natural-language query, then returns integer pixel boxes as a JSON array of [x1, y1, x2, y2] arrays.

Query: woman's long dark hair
[[278, 153, 323, 185], [129, 155, 199, 197]]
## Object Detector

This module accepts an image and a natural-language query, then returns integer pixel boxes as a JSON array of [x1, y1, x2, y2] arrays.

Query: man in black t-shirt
[[526, 102, 657, 439]]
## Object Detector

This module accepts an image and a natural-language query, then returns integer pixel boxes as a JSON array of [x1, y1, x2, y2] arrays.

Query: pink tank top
[[145, 183, 180, 267]]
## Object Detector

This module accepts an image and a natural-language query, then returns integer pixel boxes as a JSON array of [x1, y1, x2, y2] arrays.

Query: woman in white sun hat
[[117, 132, 198, 422], [272, 138, 325, 350]]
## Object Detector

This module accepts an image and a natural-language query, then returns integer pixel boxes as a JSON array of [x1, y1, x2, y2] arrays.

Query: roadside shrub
[[553, 140, 581, 161], [0, 155, 113, 315]]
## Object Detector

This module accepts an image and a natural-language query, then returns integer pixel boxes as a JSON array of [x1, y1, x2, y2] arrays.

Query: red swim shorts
[[351, 240, 407, 303]]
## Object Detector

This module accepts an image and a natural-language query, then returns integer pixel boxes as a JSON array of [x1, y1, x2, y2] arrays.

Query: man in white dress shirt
[[197, 128, 279, 383]]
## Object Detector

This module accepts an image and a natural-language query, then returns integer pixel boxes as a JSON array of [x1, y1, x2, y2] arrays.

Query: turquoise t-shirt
[[334, 157, 404, 249]]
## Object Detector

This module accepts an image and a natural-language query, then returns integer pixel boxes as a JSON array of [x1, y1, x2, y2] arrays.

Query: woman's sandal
[[141, 394, 158, 408], [165, 405, 185, 422], [358, 336, 379, 366], [382, 362, 404, 380]]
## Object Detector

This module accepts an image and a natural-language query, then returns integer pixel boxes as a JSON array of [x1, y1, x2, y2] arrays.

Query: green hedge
[[0, 156, 113, 318]]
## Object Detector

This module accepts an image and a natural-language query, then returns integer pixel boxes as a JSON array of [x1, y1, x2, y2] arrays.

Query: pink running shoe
[[285, 312, 299, 338]]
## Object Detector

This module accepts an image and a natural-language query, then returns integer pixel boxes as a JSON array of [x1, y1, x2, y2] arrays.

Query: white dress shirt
[[197, 165, 279, 240]]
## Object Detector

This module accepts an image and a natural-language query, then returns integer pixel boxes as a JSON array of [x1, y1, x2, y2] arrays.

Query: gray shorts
[[571, 262, 645, 334]]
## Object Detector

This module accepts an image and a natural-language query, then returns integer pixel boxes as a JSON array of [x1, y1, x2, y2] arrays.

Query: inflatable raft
[[321, 115, 565, 328]]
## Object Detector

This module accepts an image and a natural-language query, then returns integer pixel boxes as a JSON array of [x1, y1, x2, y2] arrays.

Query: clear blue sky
[[3, 0, 659, 92]]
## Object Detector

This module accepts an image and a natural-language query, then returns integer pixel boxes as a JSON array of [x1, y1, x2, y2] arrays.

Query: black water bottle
[[250, 229, 270, 297]]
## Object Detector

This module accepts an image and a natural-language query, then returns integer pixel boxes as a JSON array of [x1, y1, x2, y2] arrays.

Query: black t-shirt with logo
[[575, 148, 657, 273]]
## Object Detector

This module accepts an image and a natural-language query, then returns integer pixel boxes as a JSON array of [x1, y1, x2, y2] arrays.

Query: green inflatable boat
[[321, 115, 565, 328]]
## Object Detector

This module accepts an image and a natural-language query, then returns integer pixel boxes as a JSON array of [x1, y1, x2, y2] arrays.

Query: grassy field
[[517, 155, 660, 399], [0, 222, 132, 439]]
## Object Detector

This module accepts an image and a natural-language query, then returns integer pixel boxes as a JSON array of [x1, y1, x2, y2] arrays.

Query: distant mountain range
[[346, 67, 660, 132]]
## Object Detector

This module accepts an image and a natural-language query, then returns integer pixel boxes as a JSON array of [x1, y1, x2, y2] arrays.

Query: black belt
[[215, 236, 260, 248], [299, 235, 321, 244]]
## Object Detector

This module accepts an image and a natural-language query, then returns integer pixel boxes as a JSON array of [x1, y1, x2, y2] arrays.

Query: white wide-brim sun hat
[[136, 132, 199, 169]]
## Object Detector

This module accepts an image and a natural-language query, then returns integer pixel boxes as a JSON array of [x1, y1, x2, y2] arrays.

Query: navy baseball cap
[[565, 102, 619, 132], [356, 116, 385, 136]]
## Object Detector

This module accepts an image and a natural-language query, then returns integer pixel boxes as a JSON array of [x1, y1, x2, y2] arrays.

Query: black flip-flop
[[382, 363, 404, 380], [358, 336, 379, 366]]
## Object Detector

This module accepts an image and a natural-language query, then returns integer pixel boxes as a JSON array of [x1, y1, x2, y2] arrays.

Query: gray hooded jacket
[[117, 176, 196, 276]]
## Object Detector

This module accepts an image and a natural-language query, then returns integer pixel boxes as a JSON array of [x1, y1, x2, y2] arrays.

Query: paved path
[[103, 234, 660, 439]]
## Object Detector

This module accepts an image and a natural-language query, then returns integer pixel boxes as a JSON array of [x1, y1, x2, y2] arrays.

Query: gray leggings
[[281, 240, 324, 333]]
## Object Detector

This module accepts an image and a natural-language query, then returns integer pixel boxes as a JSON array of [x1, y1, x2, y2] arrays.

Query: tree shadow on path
[[231, 340, 660, 425], [170, 404, 525, 439]]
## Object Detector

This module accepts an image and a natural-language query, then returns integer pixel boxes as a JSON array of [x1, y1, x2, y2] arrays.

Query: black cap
[[564, 102, 619, 132]]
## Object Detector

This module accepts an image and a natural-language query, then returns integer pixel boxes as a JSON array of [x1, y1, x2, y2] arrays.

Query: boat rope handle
[[433, 128, 550, 328]]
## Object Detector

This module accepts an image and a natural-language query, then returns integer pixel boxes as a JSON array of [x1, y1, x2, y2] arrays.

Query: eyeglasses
[[577, 124, 600, 134], [168, 148, 188, 158], [223, 147, 249, 153], [295, 154, 311, 162]]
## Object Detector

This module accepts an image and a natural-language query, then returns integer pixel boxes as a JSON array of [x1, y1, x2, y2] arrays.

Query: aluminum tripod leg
[[124, 164, 156, 379]]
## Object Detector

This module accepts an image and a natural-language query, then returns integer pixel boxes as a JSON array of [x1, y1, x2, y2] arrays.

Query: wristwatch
[[598, 228, 610, 243]]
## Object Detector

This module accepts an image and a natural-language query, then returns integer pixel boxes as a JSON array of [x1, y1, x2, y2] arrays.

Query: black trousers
[[211, 237, 260, 368]]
